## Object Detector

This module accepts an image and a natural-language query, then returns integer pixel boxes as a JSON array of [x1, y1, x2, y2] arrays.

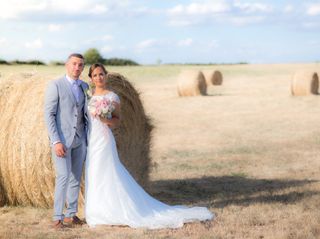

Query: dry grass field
[[0, 63, 320, 238]]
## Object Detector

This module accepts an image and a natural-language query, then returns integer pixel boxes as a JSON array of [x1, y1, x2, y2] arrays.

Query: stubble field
[[0, 63, 320, 238]]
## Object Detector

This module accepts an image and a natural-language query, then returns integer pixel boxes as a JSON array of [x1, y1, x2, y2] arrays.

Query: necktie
[[72, 80, 80, 103]]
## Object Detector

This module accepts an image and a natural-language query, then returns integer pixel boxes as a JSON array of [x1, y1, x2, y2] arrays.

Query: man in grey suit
[[44, 53, 89, 229]]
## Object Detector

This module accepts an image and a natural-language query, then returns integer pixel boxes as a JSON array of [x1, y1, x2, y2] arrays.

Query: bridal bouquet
[[88, 97, 115, 119]]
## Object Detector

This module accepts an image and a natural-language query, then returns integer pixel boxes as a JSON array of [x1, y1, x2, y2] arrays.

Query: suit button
[[75, 115, 78, 117], [74, 127, 76, 129]]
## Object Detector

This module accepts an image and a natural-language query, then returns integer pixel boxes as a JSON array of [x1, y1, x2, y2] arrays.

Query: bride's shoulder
[[107, 91, 120, 103]]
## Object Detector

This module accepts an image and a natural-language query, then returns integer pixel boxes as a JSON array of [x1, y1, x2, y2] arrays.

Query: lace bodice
[[90, 91, 120, 104]]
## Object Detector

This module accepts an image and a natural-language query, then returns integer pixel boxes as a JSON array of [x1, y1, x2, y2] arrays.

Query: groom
[[44, 53, 89, 229]]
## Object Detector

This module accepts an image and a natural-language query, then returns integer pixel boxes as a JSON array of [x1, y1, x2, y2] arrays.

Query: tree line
[[0, 48, 139, 66]]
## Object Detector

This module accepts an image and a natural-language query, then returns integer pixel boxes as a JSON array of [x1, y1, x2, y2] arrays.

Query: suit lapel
[[79, 81, 86, 98], [79, 81, 87, 105], [79, 80, 89, 115], [62, 76, 77, 105]]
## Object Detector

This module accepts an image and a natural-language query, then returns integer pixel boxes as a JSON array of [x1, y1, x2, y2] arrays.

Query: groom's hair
[[88, 63, 108, 78], [67, 53, 84, 61]]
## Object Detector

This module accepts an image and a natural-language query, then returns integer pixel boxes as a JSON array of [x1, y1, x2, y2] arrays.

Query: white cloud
[[83, 35, 114, 46], [283, 5, 294, 13], [168, 5, 183, 15], [101, 46, 113, 53], [25, 39, 43, 49], [0, 0, 46, 19], [167, 1, 230, 27], [88, 4, 109, 14], [0, 0, 122, 20], [135, 39, 171, 53], [48, 24, 62, 32], [168, 19, 195, 27], [233, 1, 273, 13], [167, 0, 274, 27], [84, 35, 114, 45], [168, 1, 230, 16], [102, 35, 113, 41], [178, 38, 193, 47], [101, 45, 127, 55], [229, 16, 265, 26], [136, 39, 158, 49], [0, 37, 7, 45], [49, 41, 69, 48], [0, 0, 83, 19], [307, 4, 320, 16], [47, 0, 98, 15]]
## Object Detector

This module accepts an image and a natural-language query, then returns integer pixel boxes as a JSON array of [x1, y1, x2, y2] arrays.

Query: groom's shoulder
[[55, 76, 66, 84], [79, 80, 89, 88], [48, 76, 65, 85], [46, 77, 65, 93]]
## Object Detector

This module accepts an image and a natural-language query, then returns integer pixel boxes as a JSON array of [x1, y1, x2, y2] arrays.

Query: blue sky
[[0, 0, 320, 64]]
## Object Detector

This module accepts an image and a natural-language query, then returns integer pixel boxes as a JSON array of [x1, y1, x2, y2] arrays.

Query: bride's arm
[[99, 102, 120, 129]]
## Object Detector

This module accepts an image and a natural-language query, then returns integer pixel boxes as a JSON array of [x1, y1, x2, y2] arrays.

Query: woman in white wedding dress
[[85, 63, 214, 229]]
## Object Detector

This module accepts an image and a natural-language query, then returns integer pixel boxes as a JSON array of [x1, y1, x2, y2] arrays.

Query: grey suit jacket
[[44, 76, 89, 148]]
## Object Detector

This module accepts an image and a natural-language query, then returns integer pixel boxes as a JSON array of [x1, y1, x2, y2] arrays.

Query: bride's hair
[[88, 63, 108, 78]]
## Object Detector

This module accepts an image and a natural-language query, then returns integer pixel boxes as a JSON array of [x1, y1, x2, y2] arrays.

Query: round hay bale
[[0, 74, 55, 207], [0, 73, 153, 207], [203, 70, 223, 86], [177, 70, 207, 96], [291, 71, 319, 96], [106, 72, 153, 187]]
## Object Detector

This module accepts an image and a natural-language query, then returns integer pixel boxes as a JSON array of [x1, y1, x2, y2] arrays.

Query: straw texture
[[177, 70, 207, 97], [0, 73, 153, 207], [106, 72, 153, 187], [291, 71, 319, 96], [203, 70, 223, 85]]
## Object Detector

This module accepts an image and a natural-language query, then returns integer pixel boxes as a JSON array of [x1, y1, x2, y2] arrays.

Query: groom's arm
[[44, 81, 61, 145]]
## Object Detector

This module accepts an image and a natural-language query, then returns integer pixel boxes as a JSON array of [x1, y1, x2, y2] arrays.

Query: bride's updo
[[88, 63, 108, 78]]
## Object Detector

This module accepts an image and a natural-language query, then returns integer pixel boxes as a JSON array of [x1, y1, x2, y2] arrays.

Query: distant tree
[[26, 60, 45, 65], [104, 58, 139, 66], [83, 48, 104, 64], [0, 59, 9, 65], [49, 60, 65, 66], [9, 59, 45, 65], [10, 60, 27, 64]]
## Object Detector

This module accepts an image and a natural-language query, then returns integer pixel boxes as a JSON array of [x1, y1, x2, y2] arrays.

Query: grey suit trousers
[[52, 134, 86, 221]]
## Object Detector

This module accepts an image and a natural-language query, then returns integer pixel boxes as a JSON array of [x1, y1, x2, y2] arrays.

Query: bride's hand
[[99, 116, 112, 125], [99, 102, 121, 129], [99, 115, 120, 129]]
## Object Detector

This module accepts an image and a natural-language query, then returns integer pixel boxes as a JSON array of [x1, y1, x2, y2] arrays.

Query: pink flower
[[88, 95, 116, 120]]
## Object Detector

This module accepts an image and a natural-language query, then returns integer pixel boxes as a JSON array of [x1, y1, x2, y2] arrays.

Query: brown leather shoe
[[63, 216, 84, 226], [52, 220, 65, 229]]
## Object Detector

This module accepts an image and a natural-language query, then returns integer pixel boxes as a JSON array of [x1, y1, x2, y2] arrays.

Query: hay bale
[[203, 70, 223, 85], [0, 74, 55, 207], [0, 73, 153, 207], [106, 72, 153, 187], [0, 171, 7, 206], [177, 70, 207, 96], [291, 71, 319, 96]]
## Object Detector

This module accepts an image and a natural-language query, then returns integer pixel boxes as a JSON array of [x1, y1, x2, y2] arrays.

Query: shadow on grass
[[204, 93, 224, 97], [148, 176, 319, 208]]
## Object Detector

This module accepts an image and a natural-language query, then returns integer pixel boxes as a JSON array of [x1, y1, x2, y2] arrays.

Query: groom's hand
[[54, 143, 66, 158]]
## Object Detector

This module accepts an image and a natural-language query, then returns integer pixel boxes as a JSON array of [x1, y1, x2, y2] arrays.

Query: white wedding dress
[[85, 92, 214, 229]]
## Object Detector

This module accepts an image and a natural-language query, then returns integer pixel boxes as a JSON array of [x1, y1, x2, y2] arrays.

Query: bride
[[85, 63, 214, 229]]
